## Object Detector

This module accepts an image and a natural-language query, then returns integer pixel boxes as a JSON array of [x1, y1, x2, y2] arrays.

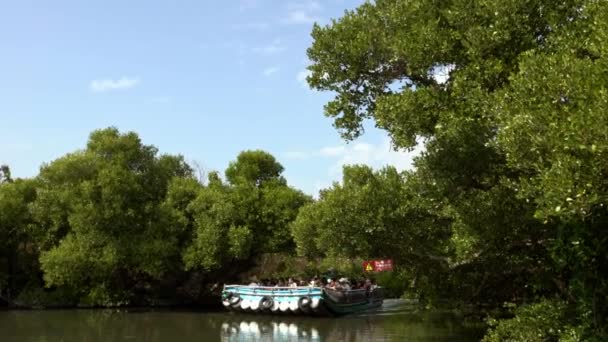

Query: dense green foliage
[[483, 300, 579, 342], [1, 1, 606, 340], [180, 151, 311, 272], [0, 176, 38, 304], [0, 128, 309, 306], [302, 0, 608, 339], [32, 128, 193, 304], [292, 165, 452, 299]]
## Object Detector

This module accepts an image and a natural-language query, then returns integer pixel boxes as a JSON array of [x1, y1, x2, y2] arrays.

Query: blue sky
[[0, 0, 420, 195]]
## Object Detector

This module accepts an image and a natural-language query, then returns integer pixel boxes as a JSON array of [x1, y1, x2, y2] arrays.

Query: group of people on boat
[[247, 276, 378, 292]]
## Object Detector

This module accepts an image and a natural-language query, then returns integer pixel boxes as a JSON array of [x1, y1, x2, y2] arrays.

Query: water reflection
[[220, 320, 321, 341], [216, 314, 467, 342], [0, 300, 484, 342], [215, 299, 483, 342]]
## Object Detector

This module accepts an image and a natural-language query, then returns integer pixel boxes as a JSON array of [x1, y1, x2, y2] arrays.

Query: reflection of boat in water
[[221, 285, 384, 316], [221, 320, 321, 341]]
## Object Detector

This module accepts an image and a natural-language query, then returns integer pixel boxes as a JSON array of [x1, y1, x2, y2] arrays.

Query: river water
[[0, 300, 484, 341]]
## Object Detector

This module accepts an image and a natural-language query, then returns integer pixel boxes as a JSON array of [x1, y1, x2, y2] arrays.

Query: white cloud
[[90, 77, 139, 93], [327, 139, 422, 176], [284, 138, 424, 196], [296, 69, 312, 88], [319, 146, 345, 157], [262, 66, 280, 76], [282, 1, 322, 24], [286, 138, 423, 176], [430, 64, 455, 84], [253, 39, 286, 55], [281, 10, 319, 24]]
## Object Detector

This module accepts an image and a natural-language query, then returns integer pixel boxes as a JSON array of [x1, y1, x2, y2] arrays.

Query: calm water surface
[[0, 300, 484, 341]]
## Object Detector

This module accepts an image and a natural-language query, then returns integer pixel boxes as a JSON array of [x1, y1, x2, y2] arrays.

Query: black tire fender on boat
[[260, 296, 274, 310], [222, 292, 233, 306], [229, 293, 241, 307], [298, 296, 312, 310]]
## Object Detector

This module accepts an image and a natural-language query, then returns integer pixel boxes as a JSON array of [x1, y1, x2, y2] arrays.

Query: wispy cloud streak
[[281, 1, 323, 24], [90, 77, 139, 93], [263, 67, 280, 76]]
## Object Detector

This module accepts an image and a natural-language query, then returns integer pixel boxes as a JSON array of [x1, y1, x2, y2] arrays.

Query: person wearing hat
[[339, 278, 351, 290]]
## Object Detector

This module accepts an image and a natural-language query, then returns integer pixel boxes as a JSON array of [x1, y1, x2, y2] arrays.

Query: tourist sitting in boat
[[364, 278, 372, 292], [309, 276, 322, 287], [288, 277, 298, 288], [238, 275, 370, 290], [326, 278, 337, 289], [338, 278, 351, 290]]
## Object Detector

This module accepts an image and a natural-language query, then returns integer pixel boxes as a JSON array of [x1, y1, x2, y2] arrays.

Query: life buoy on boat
[[260, 296, 274, 310], [271, 299, 280, 312], [289, 301, 300, 312], [298, 296, 312, 310], [240, 298, 251, 310], [279, 300, 290, 312], [250, 298, 260, 311], [222, 292, 233, 307], [229, 293, 241, 307]]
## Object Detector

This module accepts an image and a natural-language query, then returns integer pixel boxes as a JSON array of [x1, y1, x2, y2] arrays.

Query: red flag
[[363, 259, 393, 272]]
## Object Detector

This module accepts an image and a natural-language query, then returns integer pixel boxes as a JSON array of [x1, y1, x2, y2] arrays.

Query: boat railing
[[223, 285, 383, 301], [223, 285, 323, 296]]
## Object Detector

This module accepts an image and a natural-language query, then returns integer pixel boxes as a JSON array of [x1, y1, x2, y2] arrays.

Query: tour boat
[[221, 285, 384, 316]]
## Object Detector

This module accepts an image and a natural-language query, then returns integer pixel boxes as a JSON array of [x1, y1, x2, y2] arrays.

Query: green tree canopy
[[225, 150, 285, 187], [177, 150, 311, 271], [306, 0, 607, 338], [292, 165, 452, 297], [32, 127, 193, 304]]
